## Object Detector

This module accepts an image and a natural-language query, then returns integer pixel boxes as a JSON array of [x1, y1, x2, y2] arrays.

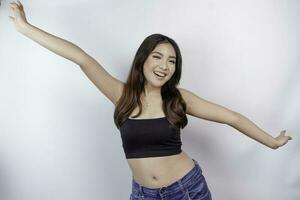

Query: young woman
[[9, 1, 292, 199]]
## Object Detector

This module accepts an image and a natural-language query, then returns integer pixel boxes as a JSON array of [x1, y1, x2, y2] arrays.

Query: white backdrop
[[0, 0, 299, 199]]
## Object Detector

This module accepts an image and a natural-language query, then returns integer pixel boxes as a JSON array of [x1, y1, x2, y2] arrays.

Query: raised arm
[[178, 87, 292, 149], [9, 1, 124, 105]]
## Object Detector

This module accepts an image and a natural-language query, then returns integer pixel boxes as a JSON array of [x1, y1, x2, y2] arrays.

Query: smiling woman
[[8, 0, 293, 199], [113, 34, 215, 199], [114, 35, 187, 131]]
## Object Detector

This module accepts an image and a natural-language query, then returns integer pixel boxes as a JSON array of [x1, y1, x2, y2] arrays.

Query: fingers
[[9, 2, 19, 11], [275, 130, 292, 148], [9, 1, 22, 15], [9, 1, 22, 9], [280, 130, 293, 140], [9, 16, 15, 21], [17, 0, 23, 9], [9, 2, 18, 6]]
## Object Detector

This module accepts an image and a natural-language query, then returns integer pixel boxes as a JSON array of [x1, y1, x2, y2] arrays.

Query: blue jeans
[[130, 159, 212, 200]]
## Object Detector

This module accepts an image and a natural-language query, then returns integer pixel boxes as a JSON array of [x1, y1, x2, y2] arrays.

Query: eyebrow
[[152, 51, 176, 59]]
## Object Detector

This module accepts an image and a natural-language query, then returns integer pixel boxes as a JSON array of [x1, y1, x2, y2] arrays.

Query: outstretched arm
[[9, 1, 124, 105], [9, 1, 85, 65], [178, 88, 292, 149]]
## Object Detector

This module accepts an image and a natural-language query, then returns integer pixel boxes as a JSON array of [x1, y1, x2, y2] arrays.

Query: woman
[[9, 1, 292, 199]]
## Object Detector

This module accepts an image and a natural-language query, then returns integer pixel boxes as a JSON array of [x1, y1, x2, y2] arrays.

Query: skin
[[142, 42, 176, 98], [9, 0, 293, 189]]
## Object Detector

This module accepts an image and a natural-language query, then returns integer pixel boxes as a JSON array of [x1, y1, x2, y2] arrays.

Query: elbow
[[226, 111, 241, 127], [76, 50, 92, 66]]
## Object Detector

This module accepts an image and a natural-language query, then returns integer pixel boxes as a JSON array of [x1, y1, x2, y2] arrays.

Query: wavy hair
[[114, 33, 188, 130]]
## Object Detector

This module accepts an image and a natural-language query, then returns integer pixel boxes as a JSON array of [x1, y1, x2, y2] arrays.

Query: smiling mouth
[[153, 72, 167, 79]]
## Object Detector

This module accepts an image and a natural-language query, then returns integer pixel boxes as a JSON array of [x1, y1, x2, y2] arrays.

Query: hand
[[274, 130, 292, 149], [9, 0, 28, 32]]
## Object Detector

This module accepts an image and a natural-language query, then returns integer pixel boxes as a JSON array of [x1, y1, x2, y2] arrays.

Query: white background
[[0, 0, 299, 199]]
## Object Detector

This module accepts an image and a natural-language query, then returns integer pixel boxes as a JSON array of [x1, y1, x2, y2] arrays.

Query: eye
[[152, 55, 161, 59], [169, 60, 176, 64]]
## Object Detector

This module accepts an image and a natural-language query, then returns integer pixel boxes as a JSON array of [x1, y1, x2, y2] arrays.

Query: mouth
[[153, 71, 167, 79]]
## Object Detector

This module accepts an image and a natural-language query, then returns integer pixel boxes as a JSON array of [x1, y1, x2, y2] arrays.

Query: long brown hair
[[114, 33, 188, 130]]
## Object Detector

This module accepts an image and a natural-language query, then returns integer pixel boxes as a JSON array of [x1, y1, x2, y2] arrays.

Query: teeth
[[154, 71, 166, 77]]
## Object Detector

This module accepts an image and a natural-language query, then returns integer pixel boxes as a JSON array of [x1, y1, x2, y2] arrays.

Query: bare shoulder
[[177, 87, 191, 104]]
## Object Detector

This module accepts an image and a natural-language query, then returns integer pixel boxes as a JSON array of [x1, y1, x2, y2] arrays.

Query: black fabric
[[120, 117, 182, 159]]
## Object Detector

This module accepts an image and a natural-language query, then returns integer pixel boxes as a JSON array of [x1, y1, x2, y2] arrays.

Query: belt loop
[[177, 179, 187, 193], [192, 158, 197, 165], [178, 179, 192, 200], [139, 185, 144, 197]]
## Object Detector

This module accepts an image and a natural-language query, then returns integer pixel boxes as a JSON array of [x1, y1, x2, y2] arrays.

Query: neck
[[143, 83, 161, 98]]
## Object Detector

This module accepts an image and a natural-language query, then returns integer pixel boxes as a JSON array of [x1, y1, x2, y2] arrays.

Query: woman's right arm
[[9, 1, 124, 105]]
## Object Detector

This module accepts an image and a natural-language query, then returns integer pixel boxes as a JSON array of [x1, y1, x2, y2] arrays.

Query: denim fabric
[[130, 159, 212, 200]]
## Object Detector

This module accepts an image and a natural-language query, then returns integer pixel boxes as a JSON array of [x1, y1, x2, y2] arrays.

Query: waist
[[127, 151, 196, 188], [131, 158, 203, 197]]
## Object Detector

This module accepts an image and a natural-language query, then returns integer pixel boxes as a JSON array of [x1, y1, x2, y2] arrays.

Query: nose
[[159, 60, 169, 70]]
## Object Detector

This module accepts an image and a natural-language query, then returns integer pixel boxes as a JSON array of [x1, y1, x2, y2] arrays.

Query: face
[[143, 42, 177, 88]]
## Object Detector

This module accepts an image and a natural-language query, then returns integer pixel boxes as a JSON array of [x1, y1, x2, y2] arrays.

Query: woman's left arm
[[228, 112, 292, 149], [178, 88, 293, 149]]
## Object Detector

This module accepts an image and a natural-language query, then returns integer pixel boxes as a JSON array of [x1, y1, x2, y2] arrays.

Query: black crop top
[[120, 116, 182, 159]]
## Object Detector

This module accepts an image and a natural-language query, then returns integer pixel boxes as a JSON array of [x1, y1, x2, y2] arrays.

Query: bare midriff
[[126, 150, 195, 188]]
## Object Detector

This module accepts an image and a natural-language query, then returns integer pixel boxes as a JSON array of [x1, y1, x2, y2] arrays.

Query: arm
[[178, 87, 292, 149], [228, 112, 279, 149], [9, 1, 124, 105], [21, 23, 85, 65]]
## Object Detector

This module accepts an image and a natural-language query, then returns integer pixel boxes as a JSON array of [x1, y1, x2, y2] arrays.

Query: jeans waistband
[[131, 158, 202, 196]]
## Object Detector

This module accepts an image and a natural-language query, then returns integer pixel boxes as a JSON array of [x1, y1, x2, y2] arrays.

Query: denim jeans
[[130, 159, 212, 200]]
